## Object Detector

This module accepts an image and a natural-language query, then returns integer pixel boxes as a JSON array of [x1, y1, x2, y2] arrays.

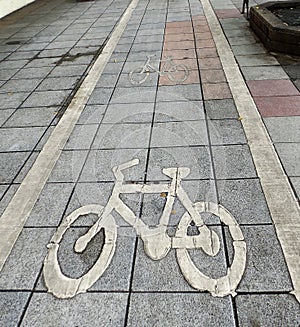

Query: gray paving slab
[[231, 43, 267, 55], [48, 150, 88, 182], [275, 143, 300, 176], [217, 178, 272, 224], [48, 64, 87, 77], [205, 99, 238, 119], [7, 50, 39, 61], [110, 87, 157, 104], [236, 54, 280, 67], [25, 183, 74, 227], [0, 185, 19, 216], [3, 107, 57, 127], [0, 151, 31, 184], [12, 66, 53, 79], [0, 59, 29, 70], [154, 101, 205, 122], [0, 68, 19, 80], [21, 90, 69, 107], [36, 76, 78, 91], [92, 123, 151, 149], [103, 102, 155, 123], [64, 124, 98, 150], [0, 227, 53, 289], [151, 120, 209, 147], [226, 225, 293, 292], [264, 117, 300, 143], [208, 119, 247, 145], [0, 185, 9, 199], [227, 35, 259, 45], [236, 294, 300, 327], [95, 73, 120, 88], [127, 293, 235, 327], [21, 293, 127, 327], [77, 104, 106, 125], [0, 292, 30, 327], [0, 92, 29, 109], [0, 78, 41, 93], [241, 65, 289, 80], [12, 151, 39, 183], [87, 87, 114, 105], [25, 57, 58, 68], [0, 126, 45, 151], [212, 144, 257, 179], [0, 109, 14, 126], [127, 50, 162, 62], [147, 146, 213, 181], [157, 85, 202, 102], [291, 177, 300, 199], [79, 148, 148, 182], [117, 72, 159, 88]]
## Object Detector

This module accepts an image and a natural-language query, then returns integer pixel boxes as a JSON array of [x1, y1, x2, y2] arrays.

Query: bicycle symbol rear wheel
[[43, 204, 117, 298], [175, 202, 246, 297], [129, 66, 150, 85], [167, 64, 189, 83]]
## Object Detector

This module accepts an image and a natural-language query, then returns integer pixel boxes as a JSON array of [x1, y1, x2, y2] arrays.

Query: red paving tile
[[215, 9, 241, 18], [195, 38, 215, 48], [194, 25, 210, 33], [200, 69, 226, 83], [194, 31, 213, 40], [198, 57, 222, 69], [193, 20, 209, 27], [163, 49, 196, 59], [166, 21, 192, 28], [163, 40, 195, 51], [247, 79, 299, 97], [164, 33, 194, 42], [165, 26, 193, 34], [192, 15, 207, 21], [255, 96, 300, 117], [196, 48, 218, 58], [159, 69, 200, 86], [203, 83, 232, 100], [167, 58, 198, 70]]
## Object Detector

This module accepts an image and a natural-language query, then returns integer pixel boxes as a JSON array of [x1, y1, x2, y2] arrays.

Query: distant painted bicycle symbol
[[43, 159, 246, 299], [129, 55, 189, 85]]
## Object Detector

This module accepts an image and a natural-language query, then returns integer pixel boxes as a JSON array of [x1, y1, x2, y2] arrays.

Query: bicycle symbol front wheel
[[43, 204, 117, 298], [129, 66, 150, 85], [167, 64, 189, 83], [176, 202, 246, 297]]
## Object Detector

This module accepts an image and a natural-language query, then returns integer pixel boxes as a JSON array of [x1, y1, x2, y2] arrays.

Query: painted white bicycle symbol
[[43, 159, 246, 299], [129, 55, 189, 85]]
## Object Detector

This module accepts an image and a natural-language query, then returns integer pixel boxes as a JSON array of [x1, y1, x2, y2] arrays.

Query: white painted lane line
[[199, 0, 300, 303], [0, 0, 140, 272]]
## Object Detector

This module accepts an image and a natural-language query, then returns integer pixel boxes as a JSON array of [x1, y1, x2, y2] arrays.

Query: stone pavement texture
[[0, 0, 299, 326]]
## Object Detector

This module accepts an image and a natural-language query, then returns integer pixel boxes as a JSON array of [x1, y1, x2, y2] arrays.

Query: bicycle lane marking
[[43, 159, 246, 299], [0, 0, 140, 272], [199, 0, 300, 303]]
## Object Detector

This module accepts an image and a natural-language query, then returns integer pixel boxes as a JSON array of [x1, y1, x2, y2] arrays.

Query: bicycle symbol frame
[[129, 55, 189, 85], [43, 159, 246, 299]]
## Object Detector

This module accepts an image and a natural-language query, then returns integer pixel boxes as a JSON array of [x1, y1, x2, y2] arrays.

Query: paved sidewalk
[[0, 0, 299, 326]]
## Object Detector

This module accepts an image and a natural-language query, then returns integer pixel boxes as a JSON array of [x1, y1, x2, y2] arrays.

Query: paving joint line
[[199, 0, 300, 304], [0, 0, 140, 273]]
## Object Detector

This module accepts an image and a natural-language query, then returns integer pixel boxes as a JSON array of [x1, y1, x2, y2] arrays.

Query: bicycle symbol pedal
[[43, 159, 246, 299]]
